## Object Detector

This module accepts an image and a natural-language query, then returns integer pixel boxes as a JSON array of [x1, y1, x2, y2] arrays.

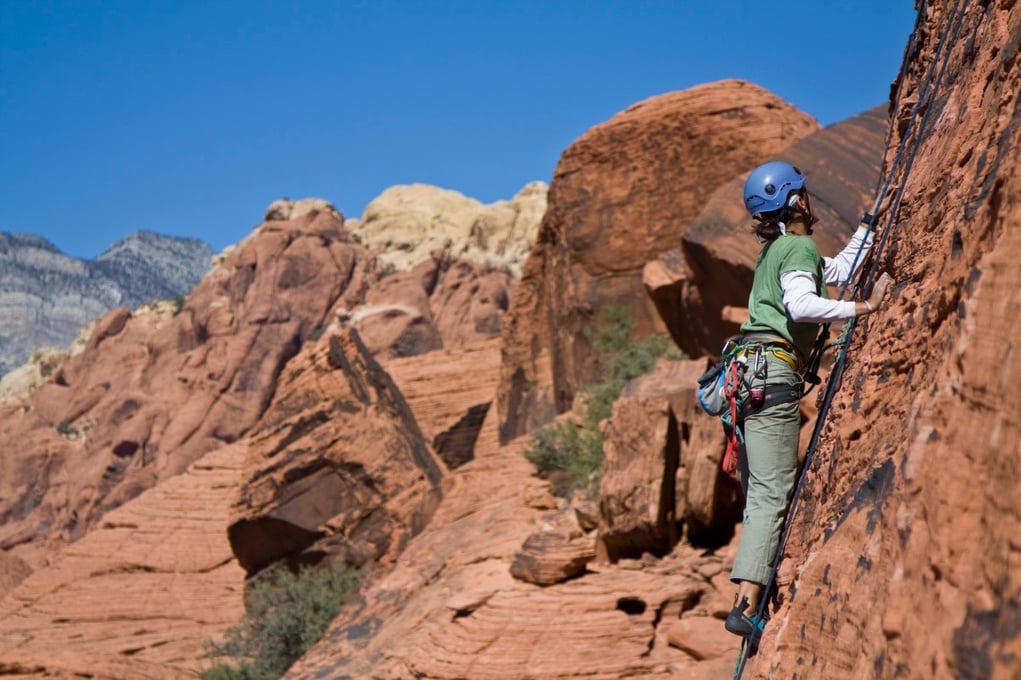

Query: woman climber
[[723, 160, 893, 640]]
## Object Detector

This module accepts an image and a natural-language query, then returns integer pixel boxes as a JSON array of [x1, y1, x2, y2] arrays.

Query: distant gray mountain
[[0, 230, 214, 375]]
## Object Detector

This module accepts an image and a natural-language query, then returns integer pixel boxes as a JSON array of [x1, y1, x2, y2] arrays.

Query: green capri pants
[[730, 352, 804, 585]]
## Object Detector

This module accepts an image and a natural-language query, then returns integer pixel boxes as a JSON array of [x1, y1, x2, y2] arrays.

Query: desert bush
[[524, 305, 683, 497], [202, 560, 363, 680]]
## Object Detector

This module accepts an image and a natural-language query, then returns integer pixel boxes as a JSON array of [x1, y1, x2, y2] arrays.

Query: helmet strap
[[785, 191, 817, 235]]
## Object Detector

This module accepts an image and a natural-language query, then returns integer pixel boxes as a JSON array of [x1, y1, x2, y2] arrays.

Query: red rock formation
[[0, 210, 375, 568], [348, 254, 513, 360], [228, 328, 447, 575], [284, 412, 745, 679], [597, 361, 740, 563], [741, 2, 1021, 678], [7, 10, 1016, 672], [498, 80, 820, 444], [509, 528, 596, 586], [384, 338, 503, 470]]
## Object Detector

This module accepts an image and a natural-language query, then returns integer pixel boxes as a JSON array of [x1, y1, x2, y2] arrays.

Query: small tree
[[203, 561, 363, 680]]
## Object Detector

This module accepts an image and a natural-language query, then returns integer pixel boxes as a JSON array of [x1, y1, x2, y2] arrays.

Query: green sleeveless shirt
[[740, 234, 826, 358]]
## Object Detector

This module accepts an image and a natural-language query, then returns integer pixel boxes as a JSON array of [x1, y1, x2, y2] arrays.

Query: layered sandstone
[[0, 240, 519, 679], [285, 409, 745, 680], [4, 8, 1016, 674], [0, 191, 520, 573], [497, 80, 821, 444], [0, 443, 246, 678]]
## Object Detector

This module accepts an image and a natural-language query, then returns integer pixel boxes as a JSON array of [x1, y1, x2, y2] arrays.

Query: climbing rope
[[733, 1, 971, 676]]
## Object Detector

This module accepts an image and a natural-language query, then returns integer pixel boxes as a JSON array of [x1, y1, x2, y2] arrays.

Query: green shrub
[[524, 305, 683, 498], [200, 665, 248, 680], [203, 561, 363, 680]]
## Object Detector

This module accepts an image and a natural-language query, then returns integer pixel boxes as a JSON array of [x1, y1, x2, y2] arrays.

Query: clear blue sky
[[1, 1, 918, 259]]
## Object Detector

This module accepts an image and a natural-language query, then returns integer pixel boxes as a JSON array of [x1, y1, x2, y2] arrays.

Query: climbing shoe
[[724, 596, 766, 643]]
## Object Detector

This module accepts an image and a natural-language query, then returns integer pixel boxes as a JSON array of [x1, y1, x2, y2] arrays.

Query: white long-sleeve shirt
[[780, 227, 873, 323]]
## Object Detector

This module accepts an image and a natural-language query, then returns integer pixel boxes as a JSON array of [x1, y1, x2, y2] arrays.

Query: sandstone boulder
[[509, 527, 596, 586], [228, 328, 446, 574], [597, 360, 739, 563], [497, 80, 820, 444]]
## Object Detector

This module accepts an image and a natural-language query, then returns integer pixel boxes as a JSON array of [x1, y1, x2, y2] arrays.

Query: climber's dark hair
[[752, 214, 784, 241]]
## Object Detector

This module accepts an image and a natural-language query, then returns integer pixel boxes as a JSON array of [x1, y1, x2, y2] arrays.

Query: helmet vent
[[764, 183, 776, 195]]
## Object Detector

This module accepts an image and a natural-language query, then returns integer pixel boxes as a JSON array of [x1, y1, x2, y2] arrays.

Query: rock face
[[6, 12, 1020, 674], [0, 230, 213, 375], [0, 442, 246, 678], [648, 105, 889, 356], [597, 361, 739, 563], [743, 2, 1021, 678], [343, 254, 514, 360], [384, 339, 503, 471], [0, 210, 376, 566], [228, 328, 446, 575], [497, 80, 821, 444]]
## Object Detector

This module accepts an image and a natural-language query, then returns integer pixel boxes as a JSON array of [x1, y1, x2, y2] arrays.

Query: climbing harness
[[697, 335, 803, 474], [732, 1, 971, 676]]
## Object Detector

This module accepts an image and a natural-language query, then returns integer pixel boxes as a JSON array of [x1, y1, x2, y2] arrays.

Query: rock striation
[[285, 407, 745, 680], [228, 328, 447, 575], [0, 442, 247, 678], [0, 193, 523, 678]]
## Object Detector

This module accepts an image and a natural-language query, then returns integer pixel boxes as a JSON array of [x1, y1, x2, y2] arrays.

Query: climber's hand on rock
[[867, 272, 893, 312], [877, 185, 899, 218]]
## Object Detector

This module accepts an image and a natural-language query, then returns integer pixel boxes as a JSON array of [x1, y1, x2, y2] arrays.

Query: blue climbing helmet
[[743, 161, 807, 218]]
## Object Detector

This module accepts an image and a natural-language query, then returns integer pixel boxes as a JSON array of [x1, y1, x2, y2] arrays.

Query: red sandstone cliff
[[746, 1, 1021, 678], [0, 211, 375, 569]]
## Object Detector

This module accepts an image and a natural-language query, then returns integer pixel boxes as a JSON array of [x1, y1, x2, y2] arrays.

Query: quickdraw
[[721, 356, 748, 474]]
